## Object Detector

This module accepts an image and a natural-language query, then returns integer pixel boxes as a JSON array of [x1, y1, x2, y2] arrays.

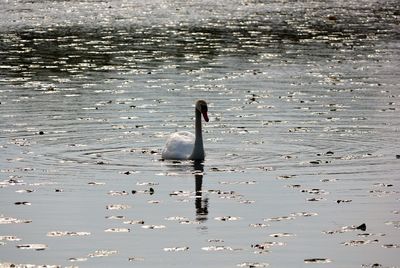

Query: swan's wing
[[162, 131, 195, 160]]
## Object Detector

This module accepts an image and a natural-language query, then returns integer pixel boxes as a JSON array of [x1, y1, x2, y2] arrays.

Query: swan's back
[[161, 131, 195, 160]]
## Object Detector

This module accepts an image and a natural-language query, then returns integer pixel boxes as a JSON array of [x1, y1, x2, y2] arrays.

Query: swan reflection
[[162, 160, 209, 222], [194, 161, 208, 222]]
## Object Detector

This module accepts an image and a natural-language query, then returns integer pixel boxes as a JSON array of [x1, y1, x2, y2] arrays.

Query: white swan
[[162, 100, 209, 161]]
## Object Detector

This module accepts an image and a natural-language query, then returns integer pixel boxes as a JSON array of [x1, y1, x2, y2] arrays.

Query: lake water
[[0, 0, 399, 267]]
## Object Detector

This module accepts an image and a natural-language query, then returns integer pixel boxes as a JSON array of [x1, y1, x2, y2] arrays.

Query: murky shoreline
[[1, 0, 400, 267]]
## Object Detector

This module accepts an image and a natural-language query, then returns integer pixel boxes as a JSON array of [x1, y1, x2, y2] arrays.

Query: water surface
[[1, 0, 399, 267]]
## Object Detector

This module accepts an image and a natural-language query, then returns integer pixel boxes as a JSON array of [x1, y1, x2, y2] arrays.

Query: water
[[1, 0, 399, 267]]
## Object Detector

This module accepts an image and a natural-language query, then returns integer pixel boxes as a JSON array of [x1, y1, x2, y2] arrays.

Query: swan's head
[[196, 100, 209, 122]]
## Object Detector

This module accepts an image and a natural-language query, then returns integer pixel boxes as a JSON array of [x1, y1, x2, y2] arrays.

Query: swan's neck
[[189, 109, 205, 160]]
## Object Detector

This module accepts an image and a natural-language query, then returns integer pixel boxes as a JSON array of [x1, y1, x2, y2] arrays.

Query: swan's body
[[162, 100, 209, 161]]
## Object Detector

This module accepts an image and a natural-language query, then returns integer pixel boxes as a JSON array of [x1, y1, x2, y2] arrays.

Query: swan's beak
[[202, 111, 209, 122]]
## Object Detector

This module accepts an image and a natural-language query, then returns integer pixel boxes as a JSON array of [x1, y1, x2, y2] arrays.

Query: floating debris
[[179, 220, 201, 225], [148, 200, 160, 204], [361, 263, 384, 268], [320, 178, 338, 182], [121, 170, 137, 175], [163, 246, 189, 252], [0, 216, 31, 224], [16, 244, 47, 251], [106, 215, 126, 220], [165, 216, 189, 221], [1, 178, 26, 187], [47, 231, 90, 237], [69, 257, 88, 262], [264, 216, 295, 222], [88, 181, 106, 186], [252, 241, 285, 252], [356, 223, 367, 231], [15, 189, 35, 193], [301, 188, 329, 195], [201, 245, 233, 251], [136, 182, 159, 186], [14, 201, 31, 205], [0, 263, 61, 268], [237, 262, 269, 267], [106, 204, 131, 210], [337, 199, 352, 203], [358, 233, 385, 237], [304, 258, 332, 263], [341, 239, 378, 246], [373, 183, 394, 187], [123, 220, 145, 225], [0, 235, 21, 241], [286, 184, 302, 188], [307, 197, 326, 202], [323, 223, 367, 234], [207, 239, 224, 243], [104, 228, 130, 233], [249, 223, 269, 228], [88, 250, 118, 257], [215, 216, 241, 221], [385, 221, 400, 228], [382, 244, 400, 248], [269, 233, 295, 238], [169, 190, 191, 197], [107, 191, 129, 196], [239, 200, 255, 204], [219, 180, 257, 185], [128, 257, 145, 262], [290, 212, 318, 217], [289, 127, 310, 133], [277, 175, 297, 180], [141, 225, 166, 230]]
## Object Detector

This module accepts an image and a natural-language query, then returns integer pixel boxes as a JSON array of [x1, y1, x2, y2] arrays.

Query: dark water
[[1, 0, 400, 267]]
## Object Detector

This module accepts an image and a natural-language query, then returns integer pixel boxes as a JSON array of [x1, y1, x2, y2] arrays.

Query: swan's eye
[[200, 104, 207, 112]]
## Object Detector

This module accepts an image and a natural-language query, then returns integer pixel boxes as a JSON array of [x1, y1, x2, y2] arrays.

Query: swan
[[162, 100, 209, 161]]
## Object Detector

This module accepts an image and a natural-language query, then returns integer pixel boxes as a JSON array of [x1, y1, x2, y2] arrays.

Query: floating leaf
[[104, 228, 130, 233], [0, 235, 21, 241], [69, 257, 88, 262], [106, 215, 126, 220], [290, 212, 318, 217], [249, 223, 269, 228], [382, 244, 400, 248], [17, 244, 47, 250], [107, 191, 129, 196], [47, 231, 90, 237], [163, 246, 189, 252], [304, 258, 332, 263], [123, 220, 145, 225], [269, 233, 295, 238], [0, 216, 31, 224], [128, 257, 145, 262], [106, 204, 131, 210], [88, 181, 106, 186], [237, 262, 269, 267], [165, 216, 189, 221], [136, 182, 159, 186], [264, 216, 295, 222], [88, 250, 118, 257], [141, 225, 166, 230], [341, 239, 378, 246], [201, 245, 234, 251], [215, 216, 241, 221]]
